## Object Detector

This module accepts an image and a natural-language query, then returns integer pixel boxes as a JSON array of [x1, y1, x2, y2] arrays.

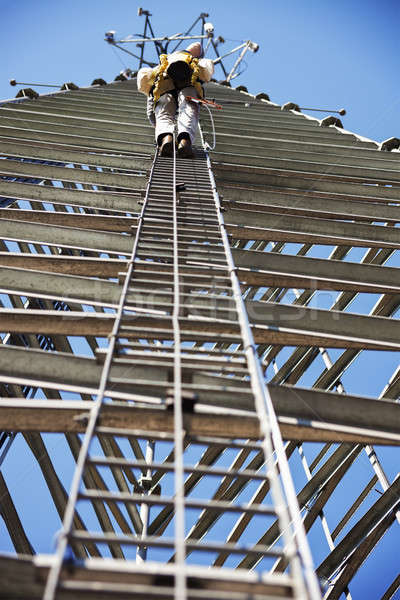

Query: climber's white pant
[[155, 86, 200, 145]]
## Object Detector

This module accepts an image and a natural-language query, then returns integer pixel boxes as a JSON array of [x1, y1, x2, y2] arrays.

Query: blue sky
[[1, 0, 400, 142]]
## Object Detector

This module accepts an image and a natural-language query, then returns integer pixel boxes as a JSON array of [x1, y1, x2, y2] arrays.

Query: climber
[[137, 42, 214, 158]]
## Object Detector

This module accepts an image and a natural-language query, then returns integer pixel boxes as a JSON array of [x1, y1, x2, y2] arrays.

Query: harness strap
[[152, 52, 204, 105]]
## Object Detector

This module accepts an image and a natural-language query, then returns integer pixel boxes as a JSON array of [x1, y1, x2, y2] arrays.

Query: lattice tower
[[0, 78, 399, 600]]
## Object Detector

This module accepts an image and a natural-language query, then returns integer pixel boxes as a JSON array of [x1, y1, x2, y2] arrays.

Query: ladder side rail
[[172, 136, 187, 600]]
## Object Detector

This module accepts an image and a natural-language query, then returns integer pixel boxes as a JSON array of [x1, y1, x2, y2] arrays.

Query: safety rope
[[203, 103, 217, 151], [185, 96, 219, 151]]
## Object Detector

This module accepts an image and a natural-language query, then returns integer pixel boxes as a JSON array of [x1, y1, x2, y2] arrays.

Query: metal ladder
[[42, 130, 321, 600]]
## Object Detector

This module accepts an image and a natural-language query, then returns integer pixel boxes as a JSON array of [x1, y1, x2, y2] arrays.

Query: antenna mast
[[105, 8, 259, 82]]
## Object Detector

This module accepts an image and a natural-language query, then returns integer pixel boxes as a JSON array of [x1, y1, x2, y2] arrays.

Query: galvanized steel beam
[[225, 193, 400, 223], [0, 125, 154, 154], [0, 140, 152, 172], [1, 250, 397, 297], [0, 158, 147, 189], [212, 146, 400, 171], [0, 265, 121, 306], [1, 304, 400, 350], [0, 121, 152, 145], [0, 396, 398, 446], [0, 181, 142, 213], [0, 217, 132, 254], [217, 169, 400, 201], [227, 210, 400, 248], [233, 248, 400, 293], [0, 209, 136, 233], [0, 253, 126, 276]]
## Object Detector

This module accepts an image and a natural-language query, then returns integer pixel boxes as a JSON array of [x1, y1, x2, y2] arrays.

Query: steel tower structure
[[0, 72, 399, 600]]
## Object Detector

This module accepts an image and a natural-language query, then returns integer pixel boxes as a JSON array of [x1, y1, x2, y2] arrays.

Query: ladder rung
[[144, 211, 218, 220], [150, 176, 211, 185], [137, 224, 221, 234], [111, 349, 246, 366], [93, 426, 262, 450], [79, 489, 276, 516], [126, 279, 233, 293], [106, 379, 253, 401], [144, 215, 219, 227], [58, 580, 294, 600], [145, 199, 215, 208], [85, 457, 267, 481], [149, 182, 212, 189], [124, 291, 235, 304], [119, 313, 239, 326], [144, 201, 216, 210], [125, 290, 235, 303], [135, 255, 228, 270], [94, 386, 163, 404], [58, 567, 295, 599], [123, 302, 237, 317], [153, 163, 209, 171], [144, 211, 217, 221], [117, 327, 242, 343], [137, 240, 225, 252], [140, 222, 220, 234], [110, 358, 248, 376], [115, 342, 245, 357], [130, 267, 231, 281], [155, 176, 212, 183], [144, 198, 216, 208], [96, 350, 248, 373], [138, 232, 223, 243], [58, 581, 174, 599], [69, 531, 283, 558], [125, 276, 230, 287], [148, 181, 212, 189], [136, 246, 226, 259]]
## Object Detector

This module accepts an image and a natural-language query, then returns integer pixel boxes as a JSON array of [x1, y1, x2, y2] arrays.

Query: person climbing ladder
[[137, 42, 214, 158]]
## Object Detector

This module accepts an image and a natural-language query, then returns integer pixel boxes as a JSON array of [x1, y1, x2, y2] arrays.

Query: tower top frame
[[105, 9, 259, 82]]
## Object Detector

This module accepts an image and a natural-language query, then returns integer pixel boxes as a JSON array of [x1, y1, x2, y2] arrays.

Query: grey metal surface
[[0, 181, 142, 212], [225, 192, 400, 223], [0, 140, 152, 171], [0, 158, 147, 189], [0, 217, 133, 254], [0, 125, 155, 154]]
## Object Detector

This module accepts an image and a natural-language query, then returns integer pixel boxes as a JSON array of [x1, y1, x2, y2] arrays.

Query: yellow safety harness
[[151, 52, 204, 104]]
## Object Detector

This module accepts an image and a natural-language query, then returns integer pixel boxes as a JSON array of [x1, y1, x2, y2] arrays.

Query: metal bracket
[[379, 137, 400, 152], [320, 116, 343, 128], [73, 413, 90, 427], [281, 101, 300, 112], [15, 88, 39, 100], [138, 474, 153, 492]]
